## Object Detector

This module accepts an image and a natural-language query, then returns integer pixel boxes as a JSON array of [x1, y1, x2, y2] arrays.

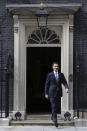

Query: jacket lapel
[[52, 72, 60, 84], [52, 72, 57, 83], [57, 72, 61, 83]]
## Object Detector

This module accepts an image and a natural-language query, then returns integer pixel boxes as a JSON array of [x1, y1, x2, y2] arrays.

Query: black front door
[[26, 47, 61, 114]]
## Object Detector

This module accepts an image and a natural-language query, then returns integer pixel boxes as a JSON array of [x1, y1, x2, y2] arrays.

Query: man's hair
[[52, 62, 59, 66]]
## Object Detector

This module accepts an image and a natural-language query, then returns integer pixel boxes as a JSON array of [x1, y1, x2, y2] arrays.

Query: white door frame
[[13, 15, 73, 119]]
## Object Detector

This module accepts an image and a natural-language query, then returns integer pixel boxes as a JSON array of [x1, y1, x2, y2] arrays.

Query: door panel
[[26, 47, 61, 113]]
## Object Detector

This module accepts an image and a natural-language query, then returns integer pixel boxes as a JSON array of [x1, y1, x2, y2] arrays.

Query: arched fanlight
[[36, 2, 49, 28]]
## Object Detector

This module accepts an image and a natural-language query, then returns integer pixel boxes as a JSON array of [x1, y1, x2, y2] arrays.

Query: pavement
[[0, 126, 87, 131]]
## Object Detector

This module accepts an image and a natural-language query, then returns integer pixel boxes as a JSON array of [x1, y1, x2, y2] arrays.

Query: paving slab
[[0, 126, 87, 131]]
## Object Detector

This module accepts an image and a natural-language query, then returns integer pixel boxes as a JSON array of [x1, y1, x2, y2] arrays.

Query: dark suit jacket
[[45, 72, 69, 98]]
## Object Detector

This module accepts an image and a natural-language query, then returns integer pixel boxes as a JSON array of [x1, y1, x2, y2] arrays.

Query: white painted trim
[[26, 44, 61, 47], [13, 15, 26, 119], [13, 15, 19, 111], [6, 3, 82, 8], [13, 15, 74, 119], [61, 20, 70, 115], [19, 21, 26, 113]]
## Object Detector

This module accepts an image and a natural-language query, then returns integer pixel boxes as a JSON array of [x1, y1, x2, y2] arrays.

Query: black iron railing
[[75, 52, 80, 118], [0, 54, 13, 118]]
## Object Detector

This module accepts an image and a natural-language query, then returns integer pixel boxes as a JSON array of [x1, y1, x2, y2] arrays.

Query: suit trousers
[[50, 97, 60, 122]]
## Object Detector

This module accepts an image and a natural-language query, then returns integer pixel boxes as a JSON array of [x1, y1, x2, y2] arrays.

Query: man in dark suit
[[45, 62, 69, 127]]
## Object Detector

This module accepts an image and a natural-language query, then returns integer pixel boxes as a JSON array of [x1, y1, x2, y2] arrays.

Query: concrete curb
[[0, 118, 10, 126], [74, 119, 87, 127]]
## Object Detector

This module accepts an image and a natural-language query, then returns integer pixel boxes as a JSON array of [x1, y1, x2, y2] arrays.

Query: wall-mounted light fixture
[[36, 2, 49, 28]]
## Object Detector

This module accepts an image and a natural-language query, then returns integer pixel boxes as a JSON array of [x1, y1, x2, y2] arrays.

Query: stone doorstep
[[26, 114, 62, 120], [10, 120, 74, 126], [9, 114, 74, 126], [1, 116, 87, 127]]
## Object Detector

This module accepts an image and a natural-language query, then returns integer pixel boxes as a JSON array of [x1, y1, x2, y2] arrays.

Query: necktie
[[55, 72, 58, 82]]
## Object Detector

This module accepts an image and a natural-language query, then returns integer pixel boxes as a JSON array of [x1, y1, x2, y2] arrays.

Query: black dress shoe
[[54, 122, 58, 127]]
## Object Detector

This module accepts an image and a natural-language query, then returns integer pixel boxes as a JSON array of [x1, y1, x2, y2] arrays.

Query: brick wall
[[0, 0, 87, 111], [0, 0, 14, 111], [73, 0, 87, 109]]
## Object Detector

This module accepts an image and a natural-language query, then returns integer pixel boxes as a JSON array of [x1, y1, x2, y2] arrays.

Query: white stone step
[[10, 114, 74, 126]]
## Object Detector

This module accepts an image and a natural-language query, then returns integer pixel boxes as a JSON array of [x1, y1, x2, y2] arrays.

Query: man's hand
[[45, 94, 49, 99], [65, 88, 69, 93]]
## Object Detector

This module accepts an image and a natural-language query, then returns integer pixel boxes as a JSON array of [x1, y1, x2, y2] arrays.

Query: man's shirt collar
[[53, 71, 58, 74]]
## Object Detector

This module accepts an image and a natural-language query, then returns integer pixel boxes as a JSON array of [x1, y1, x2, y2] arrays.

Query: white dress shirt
[[53, 71, 59, 82]]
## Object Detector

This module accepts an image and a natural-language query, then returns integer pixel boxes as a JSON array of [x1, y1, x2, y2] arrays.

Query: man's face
[[52, 64, 59, 72]]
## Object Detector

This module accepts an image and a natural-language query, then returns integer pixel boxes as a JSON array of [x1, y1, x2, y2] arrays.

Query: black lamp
[[36, 2, 49, 28]]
